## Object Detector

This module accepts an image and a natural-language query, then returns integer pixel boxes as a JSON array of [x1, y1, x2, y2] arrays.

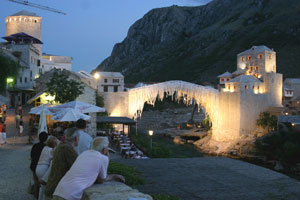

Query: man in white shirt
[[53, 137, 125, 200], [74, 119, 93, 154]]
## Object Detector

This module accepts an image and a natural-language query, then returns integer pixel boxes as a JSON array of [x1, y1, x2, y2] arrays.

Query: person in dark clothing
[[30, 132, 48, 198], [30, 132, 49, 172]]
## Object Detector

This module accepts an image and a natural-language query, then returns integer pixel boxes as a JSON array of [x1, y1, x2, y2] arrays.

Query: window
[[248, 56, 251, 61], [255, 66, 259, 70], [25, 77, 27, 83], [104, 79, 107, 83], [258, 54, 263, 59], [19, 77, 22, 83], [221, 78, 224, 82], [226, 78, 230, 81], [114, 86, 118, 92], [252, 85, 255, 89], [30, 71, 32, 81], [103, 86, 108, 92], [269, 55, 272, 60], [228, 85, 230, 90], [37, 59, 41, 66], [113, 79, 119, 83], [244, 85, 248, 90], [257, 86, 260, 90], [31, 56, 33, 64], [250, 66, 253, 71], [241, 57, 245, 62], [234, 85, 236, 89], [245, 66, 248, 70]]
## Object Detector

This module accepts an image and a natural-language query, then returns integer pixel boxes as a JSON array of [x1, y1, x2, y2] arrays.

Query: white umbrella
[[51, 108, 91, 122], [38, 108, 48, 135], [29, 104, 54, 116], [51, 100, 105, 114]]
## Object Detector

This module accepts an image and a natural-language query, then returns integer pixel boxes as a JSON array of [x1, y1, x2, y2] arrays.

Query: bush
[[256, 112, 277, 132], [108, 161, 144, 186], [256, 130, 300, 164]]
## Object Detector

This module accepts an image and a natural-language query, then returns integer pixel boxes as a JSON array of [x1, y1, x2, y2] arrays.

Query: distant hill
[[94, 0, 300, 84]]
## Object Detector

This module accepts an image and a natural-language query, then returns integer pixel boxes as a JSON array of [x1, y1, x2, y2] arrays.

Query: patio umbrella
[[51, 108, 91, 122], [29, 104, 54, 115], [51, 100, 105, 114], [38, 108, 48, 135]]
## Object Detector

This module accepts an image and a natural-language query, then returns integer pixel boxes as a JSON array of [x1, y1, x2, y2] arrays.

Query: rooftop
[[284, 78, 300, 84], [97, 71, 124, 78], [238, 45, 274, 56], [2, 32, 43, 44], [232, 69, 246, 75], [217, 71, 232, 78], [229, 75, 261, 83], [10, 10, 38, 17]]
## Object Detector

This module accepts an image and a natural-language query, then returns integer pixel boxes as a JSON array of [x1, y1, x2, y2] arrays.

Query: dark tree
[[46, 71, 84, 103]]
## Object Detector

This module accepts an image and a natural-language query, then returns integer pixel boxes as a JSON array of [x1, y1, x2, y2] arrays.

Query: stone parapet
[[83, 181, 153, 200]]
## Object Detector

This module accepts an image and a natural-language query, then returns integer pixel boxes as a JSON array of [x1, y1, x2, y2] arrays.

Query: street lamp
[[148, 130, 153, 150], [94, 72, 100, 91]]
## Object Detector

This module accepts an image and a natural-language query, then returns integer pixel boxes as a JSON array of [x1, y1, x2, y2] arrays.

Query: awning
[[27, 89, 47, 104], [97, 116, 136, 125]]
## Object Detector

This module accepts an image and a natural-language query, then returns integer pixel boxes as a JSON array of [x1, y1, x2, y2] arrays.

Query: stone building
[[93, 72, 124, 92], [42, 53, 72, 72]]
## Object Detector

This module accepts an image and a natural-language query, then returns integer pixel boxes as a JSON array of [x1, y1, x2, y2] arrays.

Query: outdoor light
[[292, 123, 296, 127], [148, 130, 153, 150], [94, 72, 100, 80], [148, 130, 153, 136], [285, 112, 289, 116], [6, 77, 13, 83]]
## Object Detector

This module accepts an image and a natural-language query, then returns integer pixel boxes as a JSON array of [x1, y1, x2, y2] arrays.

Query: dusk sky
[[0, 0, 211, 73]]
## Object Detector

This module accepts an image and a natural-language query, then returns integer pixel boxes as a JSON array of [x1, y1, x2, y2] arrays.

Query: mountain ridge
[[95, 0, 300, 84]]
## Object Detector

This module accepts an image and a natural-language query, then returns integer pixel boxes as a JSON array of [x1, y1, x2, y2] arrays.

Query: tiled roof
[[238, 45, 274, 56], [11, 10, 37, 17], [229, 75, 261, 83], [217, 71, 232, 78]]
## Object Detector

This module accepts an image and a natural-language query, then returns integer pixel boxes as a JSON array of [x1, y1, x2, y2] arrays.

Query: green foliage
[[202, 116, 212, 131], [255, 130, 300, 164], [256, 112, 277, 132], [151, 194, 179, 200], [46, 71, 84, 103], [129, 132, 203, 158], [0, 54, 19, 92], [96, 92, 104, 107], [108, 161, 144, 186]]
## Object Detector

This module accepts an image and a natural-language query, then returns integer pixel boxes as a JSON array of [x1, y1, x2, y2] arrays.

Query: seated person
[[53, 137, 125, 200], [44, 128, 79, 200]]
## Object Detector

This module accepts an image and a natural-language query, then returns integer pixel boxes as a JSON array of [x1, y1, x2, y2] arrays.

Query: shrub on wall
[[0, 54, 19, 92], [256, 112, 277, 132]]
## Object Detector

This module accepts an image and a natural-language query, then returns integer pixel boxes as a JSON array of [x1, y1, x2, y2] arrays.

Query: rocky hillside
[[95, 0, 300, 84]]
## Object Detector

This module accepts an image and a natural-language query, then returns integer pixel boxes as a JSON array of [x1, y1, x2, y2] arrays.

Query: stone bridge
[[101, 79, 282, 142]]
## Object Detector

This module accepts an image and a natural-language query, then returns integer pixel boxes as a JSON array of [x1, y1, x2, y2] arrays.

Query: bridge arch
[[128, 80, 220, 137]]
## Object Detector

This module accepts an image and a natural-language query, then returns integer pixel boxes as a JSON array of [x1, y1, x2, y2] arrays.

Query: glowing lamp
[[94, 72, 100, 80], [148, 130, 153, 136], [6, 77, 14, 84]]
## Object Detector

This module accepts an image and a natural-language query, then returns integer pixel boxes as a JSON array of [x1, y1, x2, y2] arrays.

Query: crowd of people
[[30, 119, 125, 200]]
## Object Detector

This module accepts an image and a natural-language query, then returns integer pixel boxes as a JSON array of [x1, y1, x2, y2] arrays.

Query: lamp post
[[94, 72, 100, 92], [148, 130, 153, 150]]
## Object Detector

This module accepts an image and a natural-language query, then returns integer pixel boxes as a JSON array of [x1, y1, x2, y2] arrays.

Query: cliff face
[[95, 0, 300, 84]]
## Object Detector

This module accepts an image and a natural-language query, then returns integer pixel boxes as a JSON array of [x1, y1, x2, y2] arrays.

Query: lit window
[[258, 54, 263, 59], [250, 66, 253, 71], [241, 57, 245, 62], [234, 85, 236, 89], [248, 56, 251, 61], [244, 85, 248, 90], [6, 19, 8, 23], [14, 18, 16, 21], [226, 78, 230, 81], [19, 18, 21, 22], [245, 66, 248, 70], [257, 86, 260, 89], [221, 78, 224, 82], [252, 86, 255, 89], [255, 66, 259, 70], [9, 18, 11, 22], [228, 85, 230, 90]]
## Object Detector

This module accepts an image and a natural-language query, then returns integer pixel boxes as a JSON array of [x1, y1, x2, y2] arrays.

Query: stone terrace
[[120, 157, 300, 200]]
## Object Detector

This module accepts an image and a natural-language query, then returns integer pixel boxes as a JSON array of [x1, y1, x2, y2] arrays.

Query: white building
[[42, 54, 72, 72], [94, 72, 124, 93]]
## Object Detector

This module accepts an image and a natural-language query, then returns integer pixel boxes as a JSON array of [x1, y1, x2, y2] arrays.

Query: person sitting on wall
[[53, 137, 125, 200], [0, 121, 7, 145], [74, 119, 93, 155], [44, 127, 79, 200]]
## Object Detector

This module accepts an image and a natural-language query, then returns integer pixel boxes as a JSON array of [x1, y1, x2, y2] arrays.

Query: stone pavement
[[120, 157, 300, 200]]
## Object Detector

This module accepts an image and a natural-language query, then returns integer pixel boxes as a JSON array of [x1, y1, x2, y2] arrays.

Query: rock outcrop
[[95, 0, 300, 83]]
